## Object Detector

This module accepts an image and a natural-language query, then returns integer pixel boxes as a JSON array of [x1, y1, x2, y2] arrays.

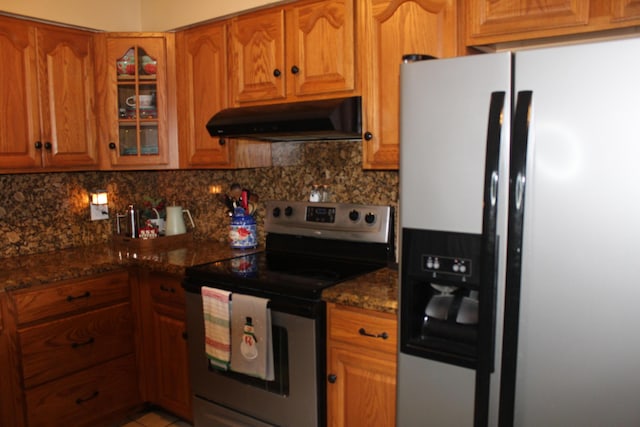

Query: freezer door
[[501, 37, 640, 426], [398, 52, 511, 427]]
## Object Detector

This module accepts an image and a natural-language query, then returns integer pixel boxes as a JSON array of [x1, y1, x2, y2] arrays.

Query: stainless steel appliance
[[398, 37, 640, 426], [183, 201, 393, 427]]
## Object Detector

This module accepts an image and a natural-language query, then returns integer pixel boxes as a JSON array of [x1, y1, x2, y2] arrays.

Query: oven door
[[185, 291, 325, 427]]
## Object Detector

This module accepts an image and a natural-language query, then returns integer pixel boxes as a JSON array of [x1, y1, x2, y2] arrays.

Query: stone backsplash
[[0, 141, 399, 259]]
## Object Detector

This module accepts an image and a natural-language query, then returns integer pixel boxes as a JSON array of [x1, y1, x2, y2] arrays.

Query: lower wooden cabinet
[[8, 270, 141, 427], [326, 303, 398, 427], [140, 270, 192, 422]]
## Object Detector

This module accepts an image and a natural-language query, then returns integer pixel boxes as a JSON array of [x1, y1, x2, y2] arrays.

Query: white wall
[[0, 0, 281, 31]]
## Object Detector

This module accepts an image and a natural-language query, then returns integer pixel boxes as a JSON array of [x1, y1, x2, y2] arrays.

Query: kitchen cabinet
[[358, 0, 458, 170], [9, 270, 140, 427], [465, 1, 640, 46], [176, 21, 271, 169], [229, 0, 356, 106], [326, 303, 397, 427], [139, 271, 192, 422], [95, 33, 178, 169], [0, 15, 99, 172], [0, 291, 25, 427]]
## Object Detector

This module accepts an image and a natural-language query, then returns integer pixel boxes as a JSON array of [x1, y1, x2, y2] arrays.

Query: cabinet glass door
[[116, 46, 159, 157]]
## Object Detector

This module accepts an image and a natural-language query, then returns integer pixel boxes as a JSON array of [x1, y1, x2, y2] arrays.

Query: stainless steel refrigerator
[[397, 38, 640, 427]]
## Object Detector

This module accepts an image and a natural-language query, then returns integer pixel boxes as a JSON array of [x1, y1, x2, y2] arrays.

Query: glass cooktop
[[184, 250, 385, 301]]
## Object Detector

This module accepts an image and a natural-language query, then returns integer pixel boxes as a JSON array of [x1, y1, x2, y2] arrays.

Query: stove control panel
[[265, 201, 392, 244]]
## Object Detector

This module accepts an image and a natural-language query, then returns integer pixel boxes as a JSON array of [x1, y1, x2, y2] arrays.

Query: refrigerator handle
[[498, 90, 534, 427], [474, 91, 506, 427]]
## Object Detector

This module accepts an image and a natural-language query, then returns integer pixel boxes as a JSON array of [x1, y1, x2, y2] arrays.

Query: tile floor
[[112, 407, 193, 427]]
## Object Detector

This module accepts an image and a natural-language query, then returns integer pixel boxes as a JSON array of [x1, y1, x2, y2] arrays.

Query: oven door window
[[209, 325, 289, 395]]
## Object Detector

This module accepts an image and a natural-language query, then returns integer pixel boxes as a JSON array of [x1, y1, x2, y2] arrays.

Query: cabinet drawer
[[25, 354, 140, 427], [149, 272, 186, 307], [13, 270, 129, 325], [328, 303, 397, 355], [19, 303, 134, 388]]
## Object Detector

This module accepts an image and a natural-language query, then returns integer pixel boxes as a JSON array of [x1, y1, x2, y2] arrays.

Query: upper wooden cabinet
[[229, 0, 356, 106], [0, 16, 98, 172], [176, 21, 272, 169], [466, 1, 640, 46], [96, 33, 178, 169], [358, 0, 458, 170]]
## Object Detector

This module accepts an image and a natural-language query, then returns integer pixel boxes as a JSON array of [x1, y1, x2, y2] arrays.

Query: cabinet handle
[[108, 142, 117, 150], [71, 337, 95, 349], [160, 284, 175, 293], [358, 327, 388, 340], [327, 374, 337, 383], [66, 291, 91, 302], [291, 65, 299, 74], [35, 141, 43, 149], [76, 391, 99, 405], [273, 68, 281, 77], [364, 131, 373, 141], [182, 331, 188, 341], [218, 138, 226, 146]]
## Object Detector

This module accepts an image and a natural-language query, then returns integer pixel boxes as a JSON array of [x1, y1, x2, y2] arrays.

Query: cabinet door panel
[[36, 25, 98, 169], [230, 9, 286, 104], [467, 0, 589, 41], [0, 16, 41, 170], [327, 345, 396, 427], [359, 0, 457, 169], [178, 23, 232, 166], [288, 0, 355, 96]]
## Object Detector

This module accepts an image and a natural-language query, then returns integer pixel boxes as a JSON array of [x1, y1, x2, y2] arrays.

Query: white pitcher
[[165, 206, 195, 236]]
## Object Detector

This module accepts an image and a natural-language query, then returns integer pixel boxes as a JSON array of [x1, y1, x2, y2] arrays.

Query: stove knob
[[365, 212, 376, 224], [284, 206, 293, 217], [272, 207, 281, 217], [348, 210, 360, 221]]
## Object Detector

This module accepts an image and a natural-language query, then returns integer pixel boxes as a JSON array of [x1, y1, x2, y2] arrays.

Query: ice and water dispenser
[[400, 228, 487, 368]]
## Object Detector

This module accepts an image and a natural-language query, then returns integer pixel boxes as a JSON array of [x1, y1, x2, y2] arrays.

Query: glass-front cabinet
[[103, 35, 174, 168]]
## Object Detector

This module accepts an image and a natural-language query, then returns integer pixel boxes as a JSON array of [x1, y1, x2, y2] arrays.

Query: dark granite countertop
[[1, 240, 398, 314]]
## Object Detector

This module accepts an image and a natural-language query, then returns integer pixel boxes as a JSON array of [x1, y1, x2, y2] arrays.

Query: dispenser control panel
[[422, 255, 472, 278]]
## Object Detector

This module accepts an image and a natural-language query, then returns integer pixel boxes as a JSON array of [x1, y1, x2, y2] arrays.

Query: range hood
[[206, 96, 362, 142]]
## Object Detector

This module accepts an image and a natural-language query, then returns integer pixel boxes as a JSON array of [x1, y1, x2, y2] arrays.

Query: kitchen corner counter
[[0, 240, 262, 293], [322, 266, 399, 315]]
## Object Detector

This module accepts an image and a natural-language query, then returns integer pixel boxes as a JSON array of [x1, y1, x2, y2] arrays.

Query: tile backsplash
[[0, 141, 398, 258]]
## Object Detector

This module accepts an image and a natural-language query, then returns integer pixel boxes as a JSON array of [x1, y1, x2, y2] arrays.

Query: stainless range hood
[[206, 96, 362, 142]]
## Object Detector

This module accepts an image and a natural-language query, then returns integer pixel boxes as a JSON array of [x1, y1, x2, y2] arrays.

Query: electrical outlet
[[90, 204, 109, 221]]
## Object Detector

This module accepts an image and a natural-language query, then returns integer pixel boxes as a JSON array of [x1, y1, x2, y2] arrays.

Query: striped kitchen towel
[[201, 286, 232, 370]]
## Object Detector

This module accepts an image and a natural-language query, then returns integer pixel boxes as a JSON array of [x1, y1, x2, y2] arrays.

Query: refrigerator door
[[398, 52, 511, 427], [501, 38, 640, 426]]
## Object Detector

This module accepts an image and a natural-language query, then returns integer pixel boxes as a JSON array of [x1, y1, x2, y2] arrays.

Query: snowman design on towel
[[240, 316, 258, 360]]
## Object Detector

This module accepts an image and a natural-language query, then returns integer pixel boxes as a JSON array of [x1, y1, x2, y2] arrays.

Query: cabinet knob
[[35, 141, 43, 149], [273, 68, 281, 77], [109, 142, 117, 150], [364, 132, 373, 141], [218, 138, 226, 146], [44, 141, 52, 150], [291, 65, 299, 74], [328, 374, 337, 384], [182, 331, 188, 341]]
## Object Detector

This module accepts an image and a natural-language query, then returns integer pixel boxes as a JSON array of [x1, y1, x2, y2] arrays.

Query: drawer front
[[25, 354, 140, 427], [149, 272, 186, 307], [328, 303, 397, 355], [19, 303, 134, 388], [14, 270, 130, 325]]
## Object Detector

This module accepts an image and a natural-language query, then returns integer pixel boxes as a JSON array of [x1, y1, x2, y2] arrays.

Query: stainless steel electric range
[[183, 200, 394, 427]]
